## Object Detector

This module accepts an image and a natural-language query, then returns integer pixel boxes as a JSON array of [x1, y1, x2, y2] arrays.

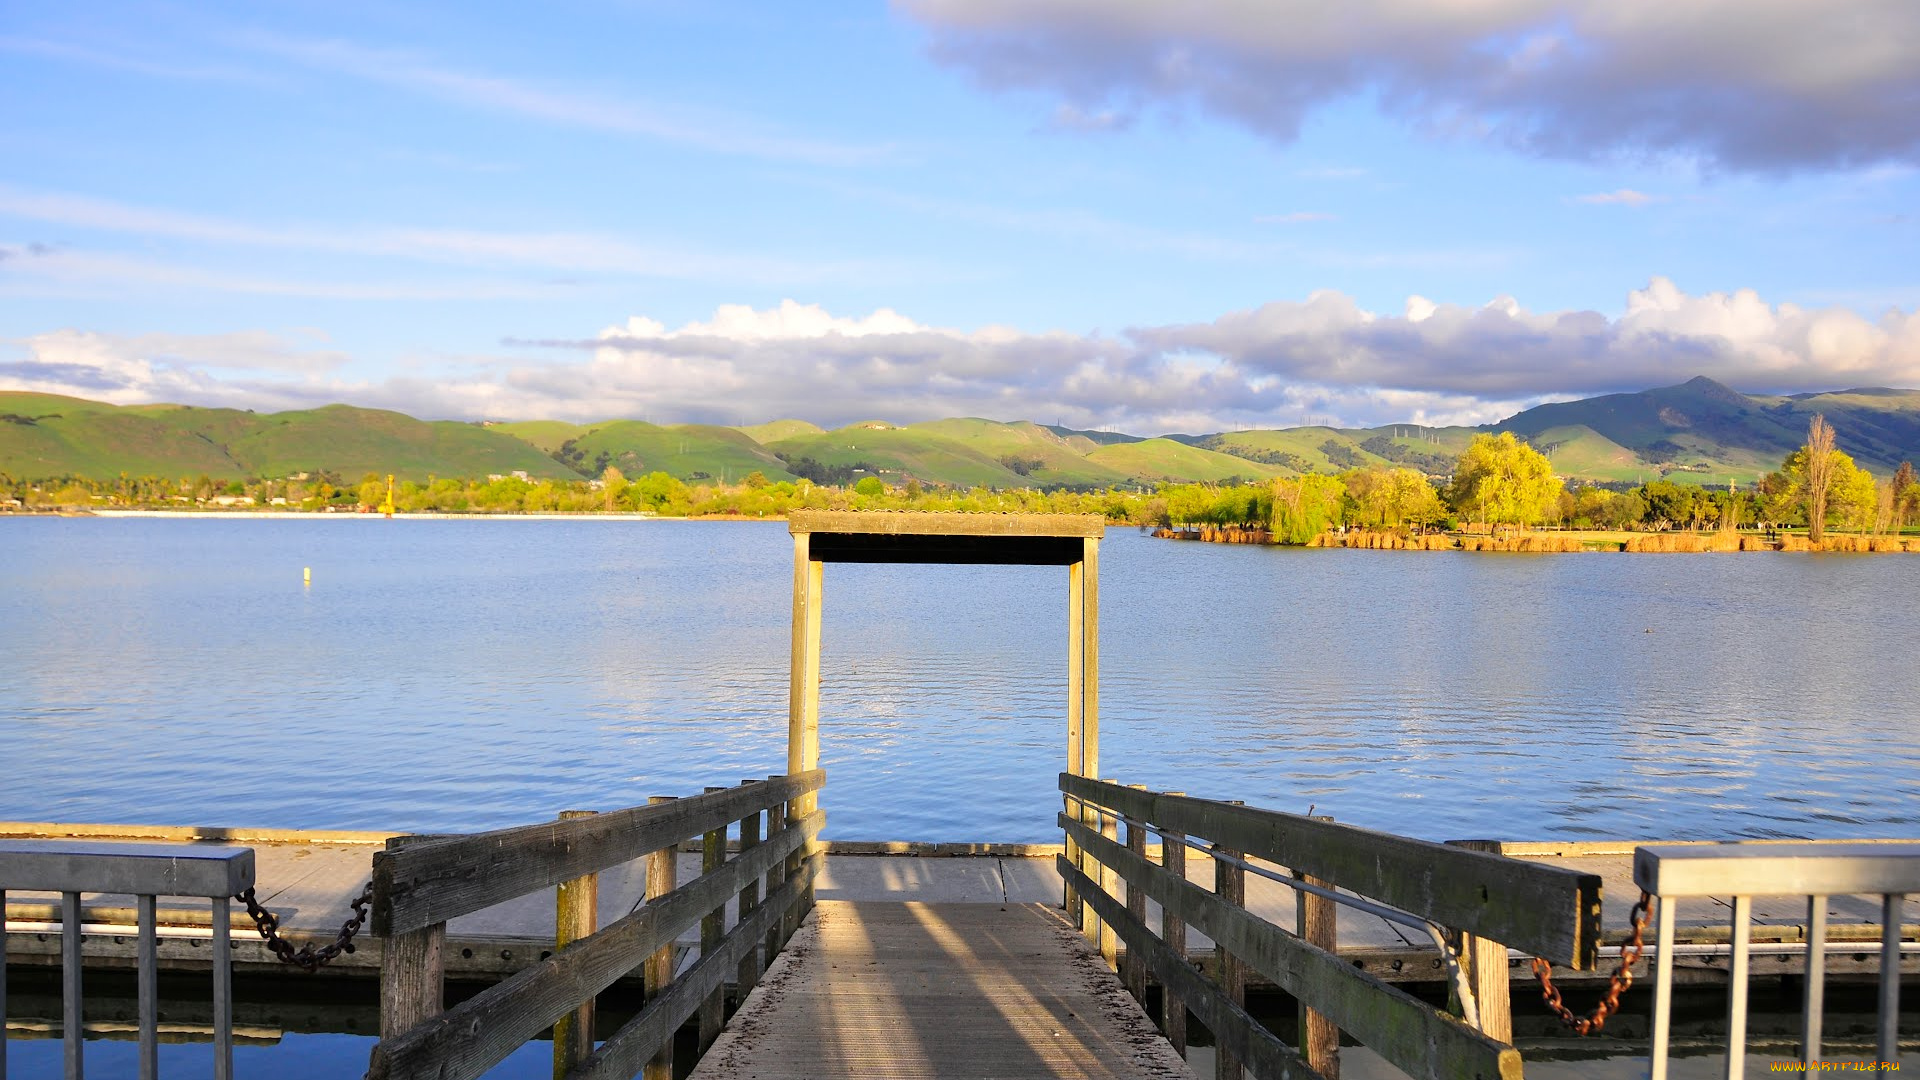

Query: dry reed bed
[[1174, 529, 1920, 552]]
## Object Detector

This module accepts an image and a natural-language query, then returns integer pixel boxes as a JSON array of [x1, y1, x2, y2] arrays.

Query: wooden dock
[[690, 901, 1192, 1080], [6, 823, 1912, 988]]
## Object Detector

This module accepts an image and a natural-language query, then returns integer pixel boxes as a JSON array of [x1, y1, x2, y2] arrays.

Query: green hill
[[906, 419, 1132, 485], [8, 378, 1916, 487], [764, 421, 1024, 487], [1086, 438, 1288, 483], [1494, 376, 1920, 482], [541, 420, 795, 482], [735, 419, 823, 443], [0, 394, 566, 481]]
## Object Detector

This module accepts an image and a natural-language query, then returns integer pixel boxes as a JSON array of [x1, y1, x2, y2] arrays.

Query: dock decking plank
[[690, 901, 1194, 1080]]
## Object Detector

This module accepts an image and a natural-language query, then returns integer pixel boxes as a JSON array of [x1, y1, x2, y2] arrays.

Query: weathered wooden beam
[[568, 859, 818, 1080], [367, 811, 820, 1080], [735, 781, 763, 998], [1124, 786, 1150, 1003], [552, 810, 598, 1079], [1060, 774, 1600, 967], [699, 789, 727, 1052], [1213, 824, 1246, 1080], [787, 510, 1106, 539], [643, 797, 679, 1080], [1159, 818, 1190, 1056], [1296, 865, 1341, 1080], [371, 772, 821, 936], [1060, 857, 1319, 1080], [378, 924, 444, 1042], [1062, 815, 1522, 1080]]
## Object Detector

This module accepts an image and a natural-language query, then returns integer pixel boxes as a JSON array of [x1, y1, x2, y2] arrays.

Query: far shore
[[1155, 524, 1920, 553]]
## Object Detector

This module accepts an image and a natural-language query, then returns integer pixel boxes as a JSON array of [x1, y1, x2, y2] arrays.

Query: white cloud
[[0, 330, 349, 407], [0, 186, 891, 287], [228, 31, 901, 167], [1574, 189, 1663, 207], [8, 282, 1916, 431], [896, 0, 1920, 172]]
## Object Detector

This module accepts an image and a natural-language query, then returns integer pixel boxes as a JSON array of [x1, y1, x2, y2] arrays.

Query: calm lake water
[[4, 516, 1917, 843]]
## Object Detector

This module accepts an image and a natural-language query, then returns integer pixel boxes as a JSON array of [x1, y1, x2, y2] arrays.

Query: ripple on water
[[1, 520, 1916, 842]]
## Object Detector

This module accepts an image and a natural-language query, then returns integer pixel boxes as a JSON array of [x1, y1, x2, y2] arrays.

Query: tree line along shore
[[6, 414, 1916, 552]]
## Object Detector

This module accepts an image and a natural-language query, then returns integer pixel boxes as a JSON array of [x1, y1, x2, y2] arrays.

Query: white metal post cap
[[1633, 841, 1920, 898], [0, 838, 256, 897]]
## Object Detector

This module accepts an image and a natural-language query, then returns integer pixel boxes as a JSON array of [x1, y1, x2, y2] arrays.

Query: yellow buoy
[[303, 567, 312, 586]]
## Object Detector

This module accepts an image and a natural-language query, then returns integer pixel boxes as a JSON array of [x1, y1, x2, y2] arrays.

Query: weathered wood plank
[[788, 510, 1106, 539], [571, 860, 816, 1080], [1061, 775, 1601, 967], [379, 924, 444, 1041], [1160, 814, 1189, 1057], [699, 790, 727, 1052], [734, 785, 763, 997], [1295, 866, 1340, 1080], [688, 901, 1191, 1080], [368, 812, 820, 1080], [1062, 815, 1522, 1080], [372, 772, 822, 936], [1212, 826, 1245, 1080], [1061, 857, 1314, 1080], [552, 810, 599, 1078]]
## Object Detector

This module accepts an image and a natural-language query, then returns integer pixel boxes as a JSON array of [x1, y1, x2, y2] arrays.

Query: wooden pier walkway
[[691, 901, 1192, 1080], [5, 824, 1913, 988]]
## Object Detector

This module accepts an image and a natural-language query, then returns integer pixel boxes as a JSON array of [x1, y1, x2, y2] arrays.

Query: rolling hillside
[[1493, 376, 1920, 482], [0, 393, 567, 481], [7, 377, 1916, 487]]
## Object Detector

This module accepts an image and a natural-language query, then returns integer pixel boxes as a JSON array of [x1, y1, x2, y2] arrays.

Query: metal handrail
[[0, 839, 255, 1080], [1635, 841, 1919, 1079]]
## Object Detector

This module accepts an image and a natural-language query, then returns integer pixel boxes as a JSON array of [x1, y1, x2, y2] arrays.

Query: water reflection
[[1, 519, 1915, 842]]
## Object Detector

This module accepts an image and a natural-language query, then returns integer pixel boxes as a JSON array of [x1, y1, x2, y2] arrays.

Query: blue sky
[[3, 1, 1918, 431]]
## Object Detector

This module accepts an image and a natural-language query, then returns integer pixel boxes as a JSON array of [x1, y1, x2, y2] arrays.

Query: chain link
[[235, 881, 375, 973], [1531, 889, 1653, 1035]]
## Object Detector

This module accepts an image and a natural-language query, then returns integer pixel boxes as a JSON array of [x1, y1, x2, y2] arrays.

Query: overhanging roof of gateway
[[787, 510, 1106, 566]]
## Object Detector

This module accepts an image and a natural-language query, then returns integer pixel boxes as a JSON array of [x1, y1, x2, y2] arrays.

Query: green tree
[[1893, 461, 1917, 530], [1802, 414, 1836, 542], [1270, 474, 1345, 544], [853, 476, 885, 497], [1445, 433, 1562, 527], [1777, 438, 1875, 537], [600, 465, 627, 511]]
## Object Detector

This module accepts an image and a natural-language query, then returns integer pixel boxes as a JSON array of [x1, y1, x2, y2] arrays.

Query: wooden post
[[1064, 559, 1084, 925], [643, 796, 678, 1080], [699, 787, 727, 1051], [553, 810, 599, 1079], [1098, 780, 1119, 970], [736, 780, 764, 997], [1214, 832, 1245, 1080], [1294, 867, 1340, 1080], [766, 781, 791, 955], [788, 537, 823, 927], [1123, 784, 1150, 1003], [1449, 840, 1513, 1044], [1462, 933, 1514, 1045], [1161, 796, 1188, 1057], [1080, 536, 1099, 781], [379, 923, 445, 1040]]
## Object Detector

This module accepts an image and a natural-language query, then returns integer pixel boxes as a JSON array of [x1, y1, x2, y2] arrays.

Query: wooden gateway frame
[[784, 510, 1108, 790]]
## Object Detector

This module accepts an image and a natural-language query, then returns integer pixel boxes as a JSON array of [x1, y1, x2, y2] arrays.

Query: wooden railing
[[1059, 774, 1603, 1080], [366, 770, 825, 1080]]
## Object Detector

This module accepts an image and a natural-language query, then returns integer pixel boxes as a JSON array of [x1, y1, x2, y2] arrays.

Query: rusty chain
[[235, 881, 375, 973], [1531, 889, 1653, 1035]]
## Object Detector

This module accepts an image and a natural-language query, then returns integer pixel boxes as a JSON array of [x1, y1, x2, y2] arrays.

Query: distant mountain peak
[[1673, 375, 1749, 403]]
